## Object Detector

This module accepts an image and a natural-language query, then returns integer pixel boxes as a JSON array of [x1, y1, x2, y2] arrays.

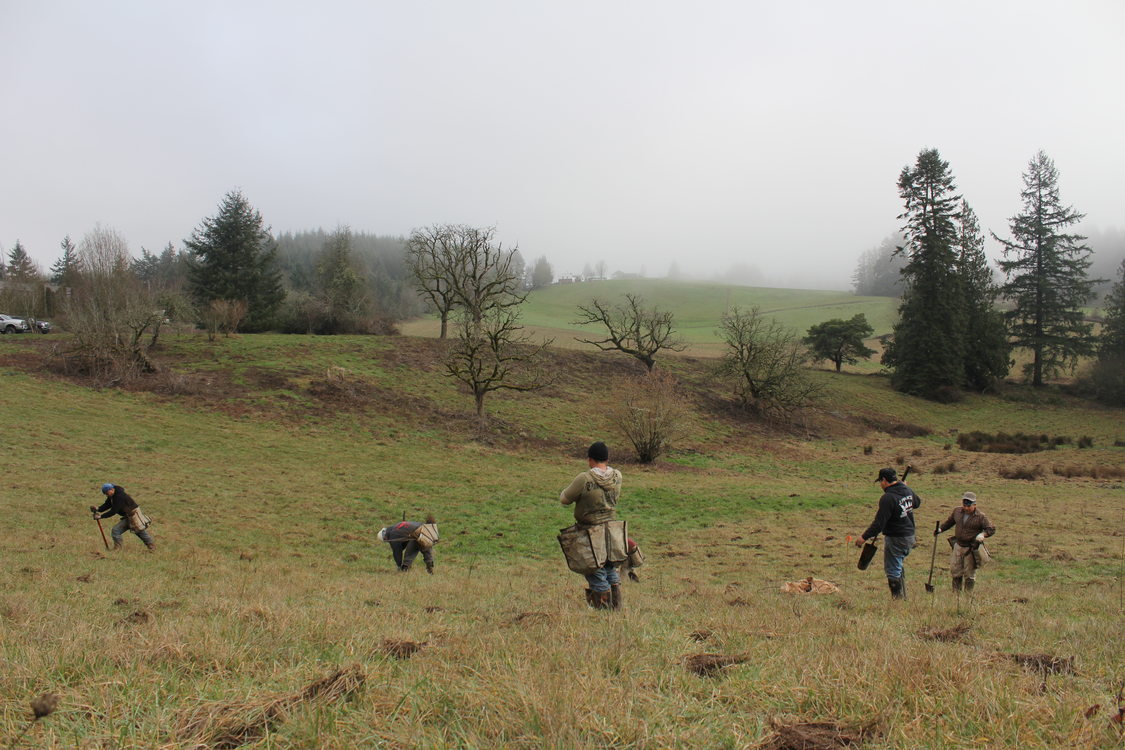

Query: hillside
[[1, 332, 1123, 748], [402, 278, 899, 361]]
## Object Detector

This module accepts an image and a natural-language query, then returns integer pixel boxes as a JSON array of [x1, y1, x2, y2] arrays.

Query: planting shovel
[[857, 537, 878, 570], [90, 505, 109, 550], [924, 520, 940, 593]]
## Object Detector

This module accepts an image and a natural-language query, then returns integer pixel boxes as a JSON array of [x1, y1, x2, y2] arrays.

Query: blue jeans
[[111, 517, 153, 547], [883, 535, 914, 579], [584, 563, 620, 593]]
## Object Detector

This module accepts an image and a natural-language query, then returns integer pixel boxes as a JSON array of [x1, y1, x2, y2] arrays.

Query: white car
[[0, 314, 30, 334]]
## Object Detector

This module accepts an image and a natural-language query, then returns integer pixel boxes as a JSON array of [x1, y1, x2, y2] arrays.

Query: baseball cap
[[961, 492, 977, 504], [101, 483, 114, 494], [874, 468, 897, 483]]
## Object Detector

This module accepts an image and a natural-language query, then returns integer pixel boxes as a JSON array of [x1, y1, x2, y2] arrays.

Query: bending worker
[[92, 482, 155, 551]]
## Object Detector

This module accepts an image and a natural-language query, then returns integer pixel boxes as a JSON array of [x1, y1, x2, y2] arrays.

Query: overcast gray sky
[[2, 0, 1122, 290]]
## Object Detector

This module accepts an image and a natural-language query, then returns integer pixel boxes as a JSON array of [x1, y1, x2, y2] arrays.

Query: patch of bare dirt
[[683, 652, 748, 677], [918, 623, 972, 643], [757, 719, 875, 749], [1009, 653, 1076, 676], [117, 609, 152, 626], [380, 638, 427, 659]]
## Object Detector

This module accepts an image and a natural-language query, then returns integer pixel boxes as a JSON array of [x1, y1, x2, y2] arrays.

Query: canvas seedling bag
[[413, 523, 440, 550], [558, 521, 628, 575]]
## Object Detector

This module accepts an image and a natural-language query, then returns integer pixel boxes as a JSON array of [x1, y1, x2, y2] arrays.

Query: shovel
[[924, 520, 940, 593], [90, 505, 109, 550]]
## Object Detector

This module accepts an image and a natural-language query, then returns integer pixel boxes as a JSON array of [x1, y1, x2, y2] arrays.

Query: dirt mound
[[683, 653, 748, 677], [757, 720, 873, 749], [918, 623, 971, 643], [380, 639, 426, 659], [1009, 653, 1076, 676]]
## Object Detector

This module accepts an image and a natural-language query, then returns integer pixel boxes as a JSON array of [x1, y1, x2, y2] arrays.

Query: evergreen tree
[[50, 235, 83, 286], [7, 240, 40, 281], [994, 151, 1099, 386], [185, 190, 284, 332], [530, 256, 553, 288], [804, 314, 876, 372], [1090, 259, 1125, 405], [316, 226, 368, 331], [882, 148, 966, 399], [956, 201, 1011, 390], [1099, 259, 1125, 359]]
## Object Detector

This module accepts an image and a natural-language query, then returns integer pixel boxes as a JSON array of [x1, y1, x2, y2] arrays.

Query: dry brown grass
[[175, 666, 365, 749]]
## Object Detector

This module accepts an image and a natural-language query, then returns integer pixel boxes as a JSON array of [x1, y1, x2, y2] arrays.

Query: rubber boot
[[888, 577, 906, 600], [610, 584, 622, 610], [584, 589, 596, 608], [965, 577, 975, 593], [594, 590, 612, 610], [952, 576, 963, 592], [425, 561, 434, 575], [112, 540, 123, 551], [144, 540, 155, 552]]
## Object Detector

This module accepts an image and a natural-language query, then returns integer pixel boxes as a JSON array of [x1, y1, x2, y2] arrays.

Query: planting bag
[[558, 521, 628, 575], [128, 508, 151, 533], [413, 523, 440, 550], [973, 542, 991, 568]]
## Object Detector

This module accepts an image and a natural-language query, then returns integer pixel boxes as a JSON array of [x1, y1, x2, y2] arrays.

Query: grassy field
[[401, 279, 899, 364], [1, 328, 1123, 749]]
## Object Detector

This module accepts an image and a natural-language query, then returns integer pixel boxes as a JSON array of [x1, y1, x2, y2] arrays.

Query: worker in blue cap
[[91, 483, 155, 551]]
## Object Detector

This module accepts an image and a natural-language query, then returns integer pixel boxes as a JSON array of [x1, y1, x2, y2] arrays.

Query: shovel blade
[[924, 583, 935, 593]]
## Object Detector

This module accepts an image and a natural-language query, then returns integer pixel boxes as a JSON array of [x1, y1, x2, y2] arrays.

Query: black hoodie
[[862, 481, 921, 539]]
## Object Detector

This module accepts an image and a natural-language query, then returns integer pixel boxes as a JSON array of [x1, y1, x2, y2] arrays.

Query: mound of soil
[[917, 623, 971, 643], [758, 720, 873, 749], [683, 652, 748, 677]]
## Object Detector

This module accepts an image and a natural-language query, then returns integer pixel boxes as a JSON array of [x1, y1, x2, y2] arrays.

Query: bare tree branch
[[573, 294, 686, 371]]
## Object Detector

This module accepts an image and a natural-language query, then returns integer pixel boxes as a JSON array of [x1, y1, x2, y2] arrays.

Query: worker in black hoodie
[[855, 468, 921, 599]]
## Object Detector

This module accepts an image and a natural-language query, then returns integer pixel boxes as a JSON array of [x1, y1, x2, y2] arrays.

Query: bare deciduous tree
[[60, 226, 163, 381], [716, 306, 821, 421], [609, 370, 687, 463], [201, 299, 248, 341], [407, 224, 525, 338], [574, 294, 686, 372], [445, 308, 552, 430]]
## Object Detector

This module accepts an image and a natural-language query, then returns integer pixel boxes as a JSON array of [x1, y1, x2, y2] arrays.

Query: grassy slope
[[402, 279, 899, 364], [1, 332, 1123, 748]]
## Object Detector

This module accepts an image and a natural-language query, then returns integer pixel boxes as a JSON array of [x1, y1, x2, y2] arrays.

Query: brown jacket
[[940, 506, 995, 546]]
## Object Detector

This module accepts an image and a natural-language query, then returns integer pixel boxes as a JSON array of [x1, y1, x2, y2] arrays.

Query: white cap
[[377, 527, 387, 542], [961, 491, 977, 503]]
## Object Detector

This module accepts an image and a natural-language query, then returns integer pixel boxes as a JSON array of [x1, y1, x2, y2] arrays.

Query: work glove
[[933, 527, 940, 537], [92, 513, 102, 520], [974, 532, 986, 543], [89, 505, 98, 514]]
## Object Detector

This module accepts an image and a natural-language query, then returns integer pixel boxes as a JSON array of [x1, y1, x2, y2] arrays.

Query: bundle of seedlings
[[175, 666, 365, 749]]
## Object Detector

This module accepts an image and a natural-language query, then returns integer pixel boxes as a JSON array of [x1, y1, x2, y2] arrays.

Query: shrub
[[999, 465, 1044, 480], [958, 431, 1065, 454], [609, 370, 688, 464], [1077, 436, 1094, 448]]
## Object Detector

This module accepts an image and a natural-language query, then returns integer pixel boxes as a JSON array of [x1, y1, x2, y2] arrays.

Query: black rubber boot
[[965, 577, 975, 592], [610, 584, 622, 610], [952, 576, 963, 592], [888, 577, 906, 600], [594, 590, 612, 610], [584, 589, 596, 608]]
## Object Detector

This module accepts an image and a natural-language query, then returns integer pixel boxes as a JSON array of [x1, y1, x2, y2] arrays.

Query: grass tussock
[[1007, 653, 1077, 676], [1051, 464, 1125, 479], [918, 623, 972, 643], [175, 665, 365, 749], [930, 460, 959, 475], [998, 465, 1045, 481]]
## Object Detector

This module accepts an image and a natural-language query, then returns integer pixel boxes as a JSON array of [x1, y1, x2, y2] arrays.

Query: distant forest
[[273, 229, 424, 321]]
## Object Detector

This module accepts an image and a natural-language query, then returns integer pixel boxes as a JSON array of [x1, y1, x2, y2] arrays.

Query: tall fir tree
[[50, 235, 83, 286], [994, 151, 1098, 386], [7, 240, 40, 282], [185, 190, 284, 332], [956, 201, 1011, 391], [1099, 259, 1125, 359], [882, 148, 966, 399], [316, 226, 368, 329]]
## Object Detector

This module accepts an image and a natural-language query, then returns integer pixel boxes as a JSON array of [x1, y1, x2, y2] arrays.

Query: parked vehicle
[[0, 314, 30, 334], [33, 320, 52, 334]]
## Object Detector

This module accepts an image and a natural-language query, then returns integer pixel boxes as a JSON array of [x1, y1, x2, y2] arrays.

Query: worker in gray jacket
[[378, 518, 435, 573]]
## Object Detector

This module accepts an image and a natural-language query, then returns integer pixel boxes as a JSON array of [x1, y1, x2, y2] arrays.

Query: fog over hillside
[[2, 1, 1122, 291]]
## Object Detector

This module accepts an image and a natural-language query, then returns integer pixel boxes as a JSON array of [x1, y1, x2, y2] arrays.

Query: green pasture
[[1, 332, 1123, 748]]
